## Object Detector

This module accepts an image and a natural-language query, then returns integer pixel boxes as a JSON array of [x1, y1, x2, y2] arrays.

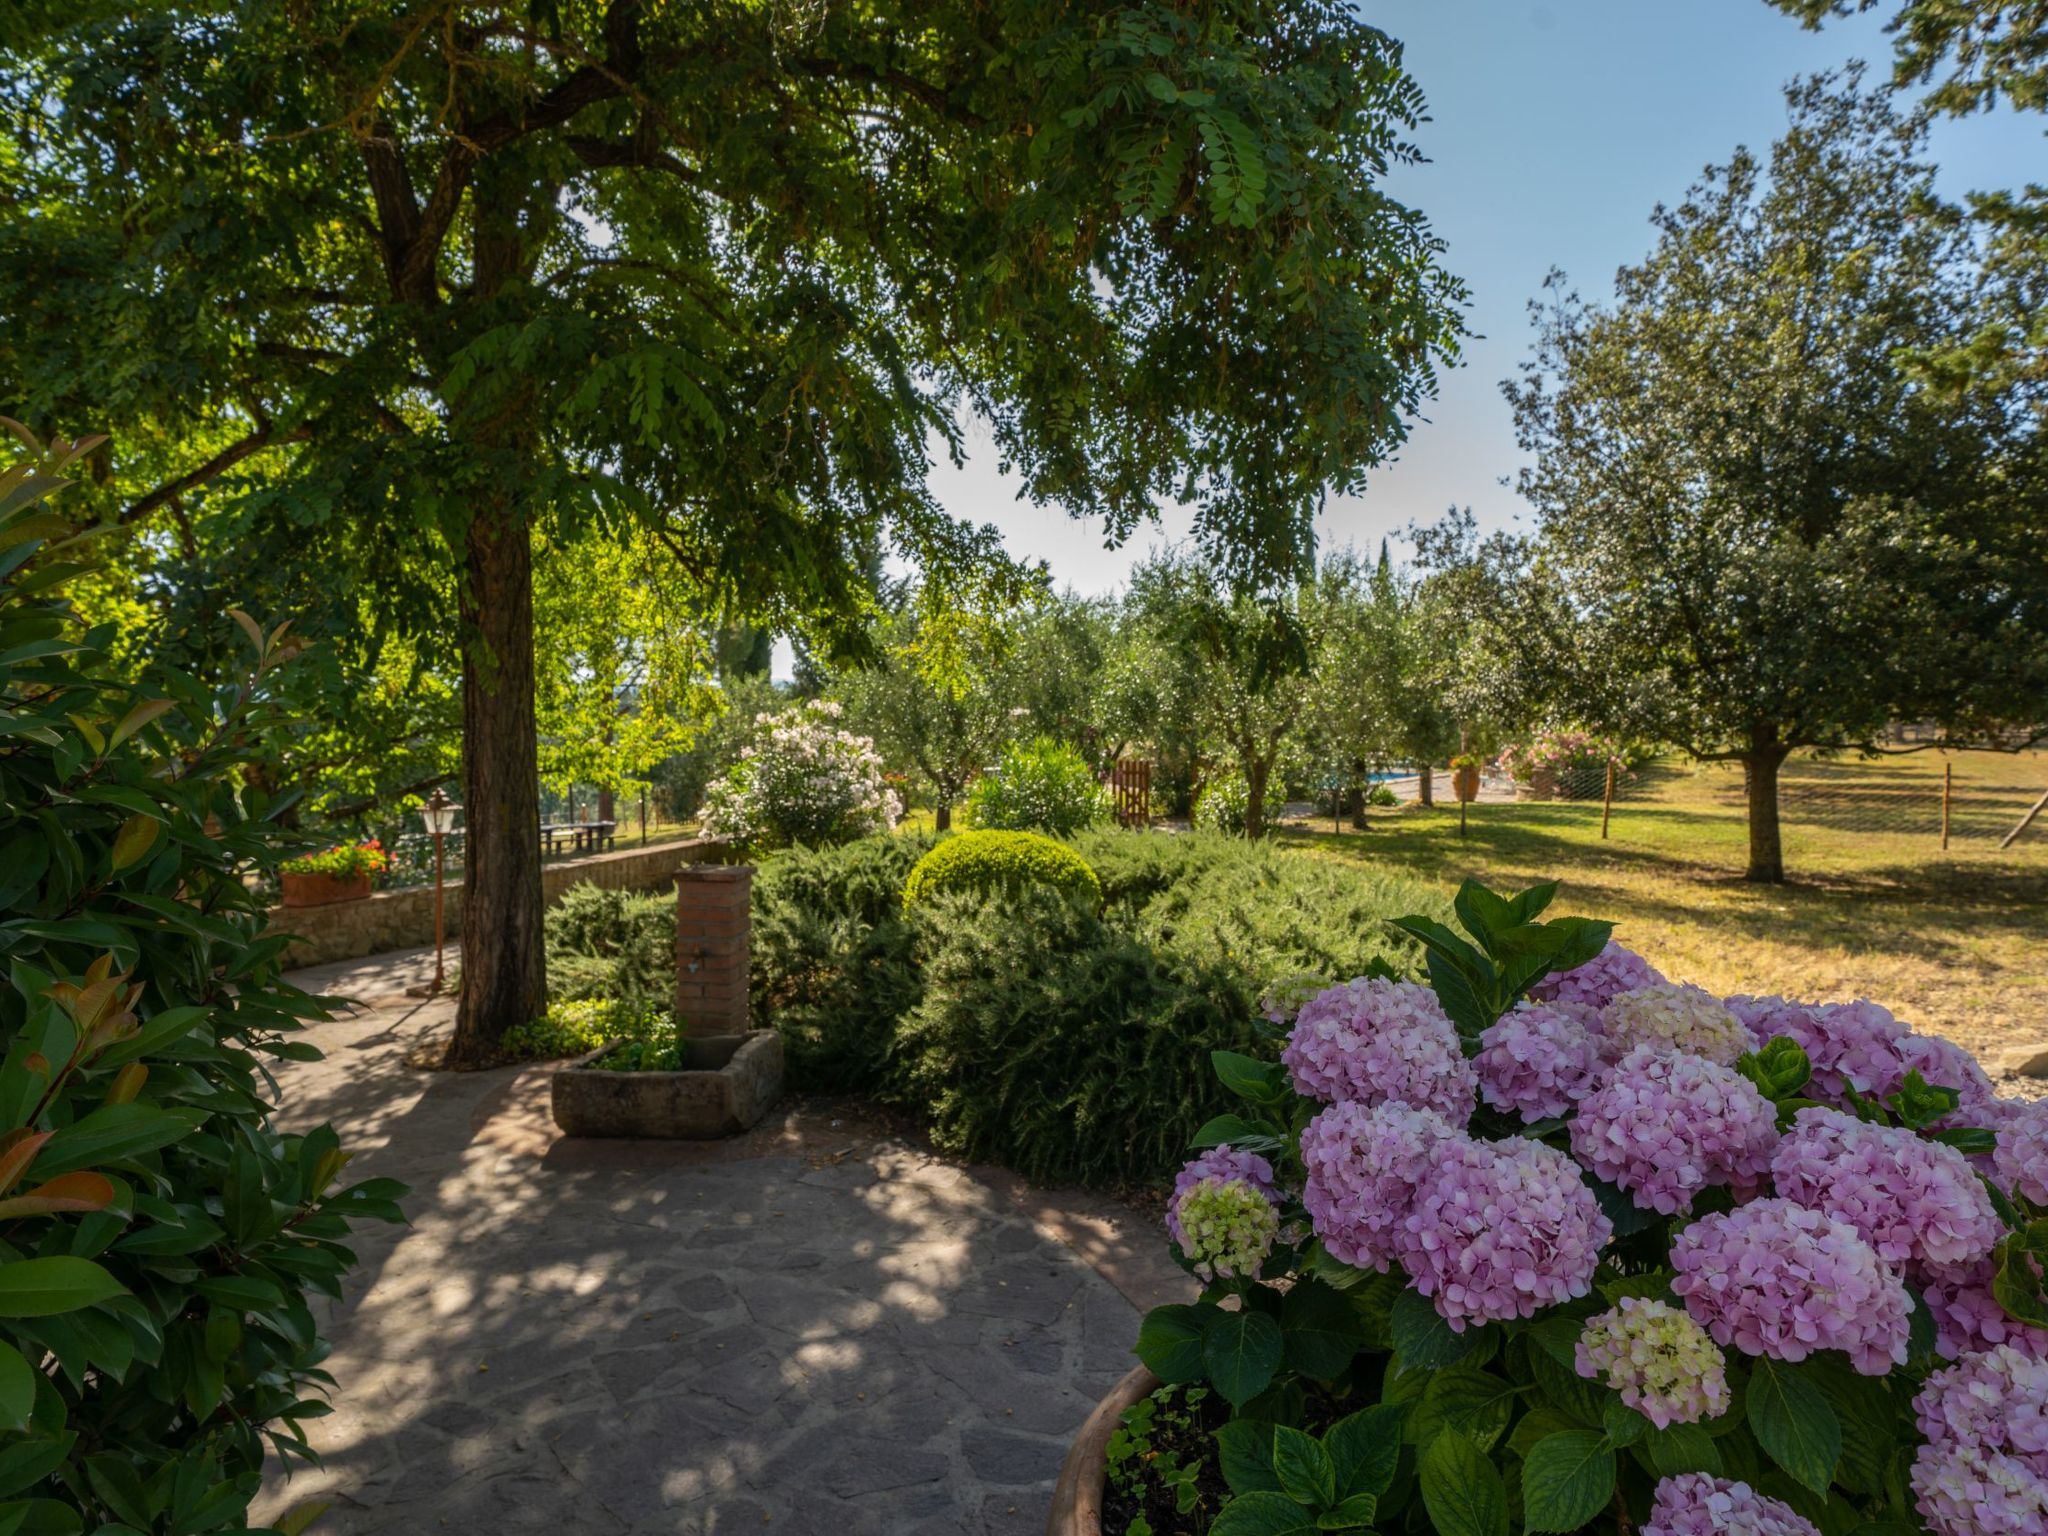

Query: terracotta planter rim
[[1046, 1363, 1158, 1535], [278, 870, 374, 908]]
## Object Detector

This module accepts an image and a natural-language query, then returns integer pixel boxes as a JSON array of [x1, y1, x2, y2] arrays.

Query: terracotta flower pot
[[1045, 1364, 1158, 1536], [1452, 764, 1481, 803], [279, 871, 372, 908]]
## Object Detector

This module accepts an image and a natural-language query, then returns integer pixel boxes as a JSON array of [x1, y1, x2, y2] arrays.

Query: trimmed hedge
[[547, 831, 1453, 1186], [902, 829, 1103, 911]]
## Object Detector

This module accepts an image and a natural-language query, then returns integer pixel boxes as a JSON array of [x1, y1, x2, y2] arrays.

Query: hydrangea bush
[[701, 698, 900, 848], [1130, 878, 2048, 1536]]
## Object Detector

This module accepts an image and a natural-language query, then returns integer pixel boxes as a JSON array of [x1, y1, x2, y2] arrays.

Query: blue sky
[[926, 0, 2044, 595]]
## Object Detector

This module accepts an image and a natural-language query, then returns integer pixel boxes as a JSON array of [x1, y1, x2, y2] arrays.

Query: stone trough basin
[[550, 1029, 784, 1139]]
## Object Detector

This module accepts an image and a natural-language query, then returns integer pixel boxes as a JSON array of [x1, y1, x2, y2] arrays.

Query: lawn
[[1278, 751, 2048, 1069]]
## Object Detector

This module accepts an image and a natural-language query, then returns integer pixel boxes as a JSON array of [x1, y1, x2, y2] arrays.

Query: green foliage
[[964, 737, 1110, 836], [1193, 766, 1286, 837], [647, 673, 783, 824], [499, 997, 673, 1063], [581, 1013, 687, 1073], [542, 884, 677, 1012], [0, 423, 400, 1532], [749, 833, 934, 1092], [1387, 878, 1612, 1042], [902, 830, 1104, 911], [1105, 1384, 1224, 1532]]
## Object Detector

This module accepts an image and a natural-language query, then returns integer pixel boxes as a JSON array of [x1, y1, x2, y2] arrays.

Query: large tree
[[1507, 76, 2047, 882], [1, 1, 1464, 1060]]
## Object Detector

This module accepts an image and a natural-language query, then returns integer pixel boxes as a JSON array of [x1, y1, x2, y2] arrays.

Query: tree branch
[[120, 424, 311, 527]]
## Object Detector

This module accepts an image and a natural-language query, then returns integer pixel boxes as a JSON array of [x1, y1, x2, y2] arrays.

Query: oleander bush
[[1118, 877, 2048, 1536], [0, 423, 402, 1532], [964, 736, 1110, 836], [701, 698, 900, 849], [902, 829, 1104, 912]]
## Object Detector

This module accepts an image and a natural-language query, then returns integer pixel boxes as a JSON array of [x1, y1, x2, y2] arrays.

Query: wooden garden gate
[[1110, 758, 1151, 827]]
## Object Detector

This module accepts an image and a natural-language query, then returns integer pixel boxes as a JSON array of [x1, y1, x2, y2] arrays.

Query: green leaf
[[1211, 1051, 1289, 1106], [34, 1105, 202, 1176], [1638, 1422, 1722, 1478], [1215, 1418, 1283, 1496], [1324, 1404, 1403, 1504], [1453, 881, 1520, 948], [1410, 1366, 1517, 1453], [1205, 1309, 1285, 1407], [1135, 1304, 1214, 1384], [1521, 1429, 1616, 1533], [1190, 1114, 1277, 1151], [1418, 1431, 1509, 1536], [0, 1258, 124, 1318], [0, 1344, 32, 1432], [108, 814, 159, 872], [1316, 1492, 1377, 1530], [1390, 1287, 1489, 1369], [1281, 1278, 1366, 1380], [1209, 1491, 1319, 1536], [1273, 1425, 1336, 1508], [1747, 1357, 1841, 1496]]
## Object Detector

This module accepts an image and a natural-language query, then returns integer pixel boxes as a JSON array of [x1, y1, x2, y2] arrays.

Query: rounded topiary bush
[[902, 829, 1102, 911]]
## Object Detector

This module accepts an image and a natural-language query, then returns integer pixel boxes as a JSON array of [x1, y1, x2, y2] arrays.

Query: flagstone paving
[[251, 947, 1183, 1536]]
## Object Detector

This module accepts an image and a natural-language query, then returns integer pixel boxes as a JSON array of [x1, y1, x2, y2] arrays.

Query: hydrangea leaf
[[1746, 1356, 1842, 1496], [1520, 1428, 1617, 1534], [1205, 1309, 1285, 1407], [1418, 1431, 1509, 1536]]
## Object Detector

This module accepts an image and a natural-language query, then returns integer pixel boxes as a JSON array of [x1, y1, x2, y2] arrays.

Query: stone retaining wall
[[270, 837, 727, 968]]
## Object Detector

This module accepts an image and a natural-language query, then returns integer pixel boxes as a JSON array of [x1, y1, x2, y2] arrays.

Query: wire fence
[[1489, 753, 2048, 853]]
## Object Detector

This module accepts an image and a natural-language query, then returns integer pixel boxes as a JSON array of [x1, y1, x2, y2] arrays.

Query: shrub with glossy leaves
[[0, 423, 401, 1532], [902, 829, 1102, 911], [964, 736, 1109, 836]]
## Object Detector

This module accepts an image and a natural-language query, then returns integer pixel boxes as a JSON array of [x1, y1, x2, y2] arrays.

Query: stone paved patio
[[251, 947, 1184, 1535]]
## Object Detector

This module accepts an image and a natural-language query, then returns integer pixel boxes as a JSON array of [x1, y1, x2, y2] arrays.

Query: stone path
[[251, 947, 1184, 1535]]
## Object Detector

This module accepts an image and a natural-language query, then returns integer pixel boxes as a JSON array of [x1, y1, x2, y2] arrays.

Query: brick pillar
[[674, 863, 753, 1036]]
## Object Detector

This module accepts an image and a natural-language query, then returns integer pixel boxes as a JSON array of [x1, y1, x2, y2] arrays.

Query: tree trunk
[[934, 801, 952, 832], [1742, 736, 1790, 884], [445, 510, 547, 1067], [1418, 764, 1435, 807], [1244, 755, 1272, 838]]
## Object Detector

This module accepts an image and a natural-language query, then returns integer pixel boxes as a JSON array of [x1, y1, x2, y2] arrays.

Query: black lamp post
[[420, 787, 461, 995]]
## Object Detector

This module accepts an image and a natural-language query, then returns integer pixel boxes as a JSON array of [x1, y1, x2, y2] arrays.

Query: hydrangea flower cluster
[[1670, 1198, 1912, 1375], [1167, 1146, 1278, 1281], [1574, 1298, 1730, 1428], [1911, 1346, 2048, 1535], [1727, 995, 1912, 1104], [701, 699, 901, 848], [1918, 1258, 2048, 1362], [1994, 1098, 2048, 1206], [1569, 1046, 1778, 1214], [1601, 982, 1751, 1065], [1258, 972, 1331, 1028], [1398, 1135, 1611, 1330], [1530, 940, 1664, 1016], [1475, 1002, 1600, 1122], [1281, 977, 1476, 1122], [1770, 1107, 2002, 1268], [1641, 1474, 1820, 1536], [1299, 1101, 1458, 1273]]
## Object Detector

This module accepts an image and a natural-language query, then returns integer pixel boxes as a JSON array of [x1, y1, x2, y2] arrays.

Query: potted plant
[[1449, 753, 1482, 803], [279, 839, 390, 907], [1055, 879, 2039, 1536]]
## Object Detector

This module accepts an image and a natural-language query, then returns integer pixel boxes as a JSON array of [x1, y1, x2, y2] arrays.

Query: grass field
[[1278, 751, 2048, 1069]]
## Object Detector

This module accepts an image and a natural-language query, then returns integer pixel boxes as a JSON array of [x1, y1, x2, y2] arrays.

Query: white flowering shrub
[[1113, 877, 2048, 1536], [964, 736, 1109, 835], [701, 699, 900, 849]]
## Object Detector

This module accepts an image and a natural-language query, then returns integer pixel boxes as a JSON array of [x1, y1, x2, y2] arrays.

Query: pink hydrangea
[[1641, 1474, 1819, 1536], [1166, 1145, 1278, 1276], [1726, 995, 1912, 1106], [1994, 1099, 2048, 1205], [1281, 977, 1476, 1123], [1475, 1003, 1600, 1122], [1531, 941, 1665, 1015], [1398, 1135, 1610, 1331], [1897, 1032, 2002, 1122], [1918, 1258, 2048, 1362], [1569, 1046, 1778, 1214], [1300, 1101, 1461, 1273], [1912, 1346, 2048, 1536], [1770, 1107, 2002, 1269], [1670, 1198, 1912, 1375]]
